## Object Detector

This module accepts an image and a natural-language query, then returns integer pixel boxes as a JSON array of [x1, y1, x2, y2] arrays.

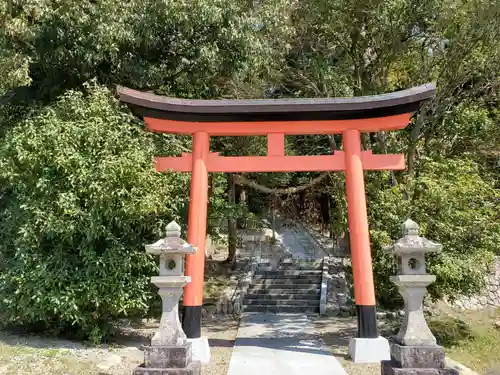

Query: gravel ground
[[0, 315, 393, 375], [201, 317, 239, 375], [311, 315, 384, 375], [0, 316, 239, 375]]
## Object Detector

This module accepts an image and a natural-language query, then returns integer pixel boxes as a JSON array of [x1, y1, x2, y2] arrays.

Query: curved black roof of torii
[[117, 83, 436, 122]]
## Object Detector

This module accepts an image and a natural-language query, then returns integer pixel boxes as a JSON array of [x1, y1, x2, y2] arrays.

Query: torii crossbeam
[[118, 83, 436, 363]]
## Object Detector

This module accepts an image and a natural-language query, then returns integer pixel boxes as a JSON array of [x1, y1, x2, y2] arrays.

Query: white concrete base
[[348, 336, 390, 363], [187, 336, 211, 364]]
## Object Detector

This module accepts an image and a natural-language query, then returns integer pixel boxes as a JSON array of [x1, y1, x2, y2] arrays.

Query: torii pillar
[[183, 131, 209, 339], [344, 129, 377, 338], [118, 83, 436, 364]]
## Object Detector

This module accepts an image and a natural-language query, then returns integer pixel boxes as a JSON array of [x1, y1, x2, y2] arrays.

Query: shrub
[[368, 158, 500, 306], [0, 82, 189, 342], [428, 316, 473, 347]]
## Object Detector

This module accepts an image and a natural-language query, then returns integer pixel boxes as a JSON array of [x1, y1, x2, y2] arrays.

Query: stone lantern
[[134, 221, 201, 375], [381, 219, 459, 375]]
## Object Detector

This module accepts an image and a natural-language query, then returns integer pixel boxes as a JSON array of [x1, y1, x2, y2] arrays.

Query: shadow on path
[[227, 313, 348, 375], [232, 337, 333, 356]]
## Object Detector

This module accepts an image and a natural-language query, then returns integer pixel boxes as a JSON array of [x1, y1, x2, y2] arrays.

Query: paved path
[[274, 217, 329, 260], [226, 314, 347, 375]]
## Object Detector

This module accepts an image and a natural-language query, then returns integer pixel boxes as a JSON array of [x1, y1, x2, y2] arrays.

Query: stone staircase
[[243, 259, 323, 314]]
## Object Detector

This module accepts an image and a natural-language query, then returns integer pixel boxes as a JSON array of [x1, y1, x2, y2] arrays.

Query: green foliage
[[0, 0, 285, 100], [428, 316, 473, 347], [369, 158, 500, 304], [0, 0, 288, 340], [282, 0, 441, 97], [0, 0, 499, 338], [258, 0, 500, 307], [385, 313, 474, 348], [0, 83, 189, 342]]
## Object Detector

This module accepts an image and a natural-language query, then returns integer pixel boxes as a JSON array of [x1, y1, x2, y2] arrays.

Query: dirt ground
[[311, 315, 382, 375], [0, 315, 377, 375], [2, 307, 496, 375], [310, 307, 500, 375], [0, 317, 239, 375]]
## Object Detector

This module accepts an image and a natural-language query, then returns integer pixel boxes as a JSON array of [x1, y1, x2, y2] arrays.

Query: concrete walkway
[[227, 313, 347, 375]]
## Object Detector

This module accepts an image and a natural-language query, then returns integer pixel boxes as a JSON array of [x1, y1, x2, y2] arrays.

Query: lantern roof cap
[[145, 221, 196, 255], [384, 219, 442, 255]]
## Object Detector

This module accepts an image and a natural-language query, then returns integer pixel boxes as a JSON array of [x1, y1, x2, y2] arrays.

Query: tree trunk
[[236, 187, 247, 229], [271, 196, 277, 241], [407, 112, 425, 178], [377, 131, 388, 153], [227, 174, 237, 263], [318, 193, 330, 235], [327, 135, 338, 151]]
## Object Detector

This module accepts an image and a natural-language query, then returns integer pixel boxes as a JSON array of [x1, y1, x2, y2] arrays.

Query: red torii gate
[[118, 84, 435, 349]]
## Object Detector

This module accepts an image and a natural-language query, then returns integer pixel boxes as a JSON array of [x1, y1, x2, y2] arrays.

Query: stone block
[[382, 360, 460, 375], [133, 360, 201, 375], [381, 361, 438, 375], [390, 343, 445, 368], [144, 344, 192, 368]]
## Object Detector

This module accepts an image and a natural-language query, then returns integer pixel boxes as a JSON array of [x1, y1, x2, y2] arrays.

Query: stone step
[[280, 258, 323, 265], [242, 305, 320, 314], [277, 267, 321, 272], [280, 260, 322, 265], [252, 277, 322, 285], [245, 294, 320, 301], [247, 288, 321, 295], [252, 275, 322, 282], [254, 270, 322, 277], [243, 299, 319, 306], [248, 284, 321, 293], [278, 264, 322, 271]]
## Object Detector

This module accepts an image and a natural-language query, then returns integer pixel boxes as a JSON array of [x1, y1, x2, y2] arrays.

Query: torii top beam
[[117, 83, 436, 136], [117, 84, 435, 173]]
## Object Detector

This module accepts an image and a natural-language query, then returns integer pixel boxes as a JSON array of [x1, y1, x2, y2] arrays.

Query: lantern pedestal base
[[187, 337, 211, 364], [133, 361, 201, 375], [390, 343, 445, 368], [381, 360, 459, 375], [381, 343, 460, 375], [348, 336, 390, 363], [133, 344, 201, 375]]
